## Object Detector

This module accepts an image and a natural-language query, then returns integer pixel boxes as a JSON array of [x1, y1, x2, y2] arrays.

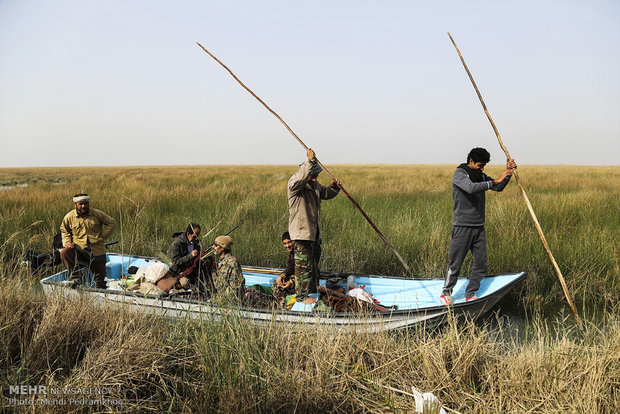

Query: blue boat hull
[[40, 253, 526, 331]]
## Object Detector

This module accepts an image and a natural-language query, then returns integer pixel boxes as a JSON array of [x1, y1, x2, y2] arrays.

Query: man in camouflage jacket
[[213, 235, 245, 302]]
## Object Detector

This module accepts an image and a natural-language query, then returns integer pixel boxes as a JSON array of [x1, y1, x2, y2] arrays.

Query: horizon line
[[1, 162, 619, 170]]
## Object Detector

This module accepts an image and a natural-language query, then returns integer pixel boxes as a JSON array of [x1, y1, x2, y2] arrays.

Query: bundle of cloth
[[127, 262, 178, 296]]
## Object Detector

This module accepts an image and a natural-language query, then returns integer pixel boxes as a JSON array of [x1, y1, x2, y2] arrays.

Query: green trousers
[[293, 239, 321, 300]]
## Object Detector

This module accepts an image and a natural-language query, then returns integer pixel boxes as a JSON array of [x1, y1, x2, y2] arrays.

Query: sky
[[0, 0, 618, 167]]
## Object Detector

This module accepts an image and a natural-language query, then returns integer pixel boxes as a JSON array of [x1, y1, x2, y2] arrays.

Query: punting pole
[[196, 42, 411, 275], [447, 32, 581, 323]]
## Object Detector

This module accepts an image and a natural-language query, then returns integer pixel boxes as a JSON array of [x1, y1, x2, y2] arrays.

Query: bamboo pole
[[196, 42, 411, 274], [447, 32, 581, 323]]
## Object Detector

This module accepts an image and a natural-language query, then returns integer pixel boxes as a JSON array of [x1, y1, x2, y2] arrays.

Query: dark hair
[[73, 193, 88, 197], [186, 223, 201, 235], [467, 147, 491, 164], [281, 231, 291, 241]]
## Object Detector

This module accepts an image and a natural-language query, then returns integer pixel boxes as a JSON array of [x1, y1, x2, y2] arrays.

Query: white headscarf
[[73, 195, 91, 203]]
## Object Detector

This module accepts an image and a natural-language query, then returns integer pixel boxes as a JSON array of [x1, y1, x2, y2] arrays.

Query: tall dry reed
[[1, 165, 618, 309], [0, 271, 617, 412]]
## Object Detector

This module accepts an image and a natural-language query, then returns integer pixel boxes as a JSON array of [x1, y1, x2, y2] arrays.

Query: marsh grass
[[0, 270, 617, 413], [0, 165, 618, 412], [1, 165, 617, 308]]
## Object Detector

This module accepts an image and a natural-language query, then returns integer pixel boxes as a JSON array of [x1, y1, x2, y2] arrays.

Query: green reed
[[0, 164, 618, 311]]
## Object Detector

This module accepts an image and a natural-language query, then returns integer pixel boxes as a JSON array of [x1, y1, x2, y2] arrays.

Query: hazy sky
[[0, 0, 618, 167]]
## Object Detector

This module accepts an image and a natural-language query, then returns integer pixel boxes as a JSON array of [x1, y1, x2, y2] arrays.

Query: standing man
[[441, 148, 516, 305], [288, 148, 341, 304], [60, 193, 116, 289]]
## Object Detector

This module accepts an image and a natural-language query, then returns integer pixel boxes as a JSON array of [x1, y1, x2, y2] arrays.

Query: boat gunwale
[[40, 253, 527, 318]]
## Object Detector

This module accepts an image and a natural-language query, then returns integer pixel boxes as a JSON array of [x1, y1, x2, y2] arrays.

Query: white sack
[[346, 287, 374, 304], [135, 261, 169, 284]]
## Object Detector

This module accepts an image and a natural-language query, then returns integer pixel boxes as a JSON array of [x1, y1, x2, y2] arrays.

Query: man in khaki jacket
[[60, 193, 116, 289], [288, 148, 340, 304]]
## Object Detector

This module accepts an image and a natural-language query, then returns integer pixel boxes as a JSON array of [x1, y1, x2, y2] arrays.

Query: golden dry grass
[[0, 164, 618, 412], [0, 275, 617, 413], [1, 164, 618, 307]]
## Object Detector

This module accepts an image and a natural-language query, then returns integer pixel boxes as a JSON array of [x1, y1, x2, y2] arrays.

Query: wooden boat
[[40, 253, 526, 331]]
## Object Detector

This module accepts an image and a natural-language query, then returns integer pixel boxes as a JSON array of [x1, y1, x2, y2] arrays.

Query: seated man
[[273, 231, 295, 306], [60, 194, 116, 289], [168, 223, 212, 293], [212, 235, 245, 302]]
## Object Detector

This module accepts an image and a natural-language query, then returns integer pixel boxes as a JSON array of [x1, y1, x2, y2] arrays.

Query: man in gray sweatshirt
[[441, 147, 517, 306]]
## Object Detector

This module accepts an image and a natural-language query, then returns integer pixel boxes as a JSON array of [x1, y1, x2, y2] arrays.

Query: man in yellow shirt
[[60, 194, 116, 289]]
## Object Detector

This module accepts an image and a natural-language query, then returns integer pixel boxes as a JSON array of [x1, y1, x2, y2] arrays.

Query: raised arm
[[318, 178, 341, 200], [489, 158, 516, 192], [288, 161, 313, 194], [288, 148, 319, 194], [453, 169, 494, 194]]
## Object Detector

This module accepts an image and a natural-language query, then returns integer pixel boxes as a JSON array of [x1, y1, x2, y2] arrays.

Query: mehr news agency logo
[[6, 384, 124, 407]]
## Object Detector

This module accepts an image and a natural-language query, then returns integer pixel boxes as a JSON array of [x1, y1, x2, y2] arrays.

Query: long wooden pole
[[447, 33, 581, 323], [196, 42, 411, 274]]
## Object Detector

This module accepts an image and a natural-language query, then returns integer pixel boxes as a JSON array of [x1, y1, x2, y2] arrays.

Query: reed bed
[[0, 273, 617, 413], [0, 165, 618, 412], [0, 165, 618, 308]]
